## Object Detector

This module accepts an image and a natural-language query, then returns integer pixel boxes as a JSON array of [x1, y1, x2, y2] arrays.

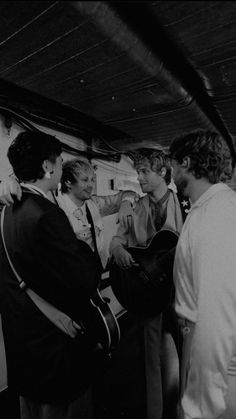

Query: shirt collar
[[60, 193, 86, 215], [21, 183, 49, 200], [191, 182, 229, 210]]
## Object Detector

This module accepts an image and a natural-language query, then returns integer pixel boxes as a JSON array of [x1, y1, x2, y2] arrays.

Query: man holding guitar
[[0, 158, 138, 353], [0, 156, 138, 418], [110, 148, 190, 419], [0, 131, 104, 419]]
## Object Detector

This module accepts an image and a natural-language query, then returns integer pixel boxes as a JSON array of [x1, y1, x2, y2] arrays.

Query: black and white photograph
[[0, 2, 236, 419]]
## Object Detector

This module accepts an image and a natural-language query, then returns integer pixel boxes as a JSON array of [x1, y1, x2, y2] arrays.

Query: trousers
[[179, 319, 236, 419]]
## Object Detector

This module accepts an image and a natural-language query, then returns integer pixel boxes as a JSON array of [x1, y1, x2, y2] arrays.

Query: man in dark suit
[[0, 155, 138, 419], [0, 131, 104, 418]]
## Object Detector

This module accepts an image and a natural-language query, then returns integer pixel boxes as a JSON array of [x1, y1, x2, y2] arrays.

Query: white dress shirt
[[56, 190, 138, 268], [56, 193, 96, 250], [174, 183, 236, 419]]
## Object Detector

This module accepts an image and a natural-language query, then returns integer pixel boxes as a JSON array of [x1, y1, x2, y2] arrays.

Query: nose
[[88, 180, 94, 188], [137, 173, 143, 182]]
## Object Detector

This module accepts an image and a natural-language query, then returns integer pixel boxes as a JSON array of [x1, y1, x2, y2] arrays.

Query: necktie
[[85, 204, 103, 273]]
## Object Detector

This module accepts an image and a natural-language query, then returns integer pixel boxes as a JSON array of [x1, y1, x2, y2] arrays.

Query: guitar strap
[[0, 205, 82, 339], [85, 203, 103, 273]]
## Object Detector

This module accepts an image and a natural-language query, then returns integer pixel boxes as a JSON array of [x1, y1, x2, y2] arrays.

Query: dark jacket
[[0, 191, 101, 402]]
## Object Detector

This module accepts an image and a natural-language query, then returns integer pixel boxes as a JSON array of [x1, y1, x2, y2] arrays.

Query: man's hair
[[133, 148, 172, 184], [169, 130, 233, 183], [7, 130, 62, 182], [61, 158, 94, 193]]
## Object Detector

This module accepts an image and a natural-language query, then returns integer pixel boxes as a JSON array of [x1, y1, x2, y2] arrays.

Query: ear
[[161, 167, 167, 178], [182, 157, 190, 169], [65, 180, 71, 190], [42, 160, 54, 175]]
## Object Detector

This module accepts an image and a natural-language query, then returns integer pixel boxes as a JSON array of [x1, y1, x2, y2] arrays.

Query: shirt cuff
[[121, 194, 138, 208]]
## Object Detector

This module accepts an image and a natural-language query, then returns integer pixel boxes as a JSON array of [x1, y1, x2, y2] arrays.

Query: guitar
[[80, 287, 121, 355], [110, 229, 179, 317]]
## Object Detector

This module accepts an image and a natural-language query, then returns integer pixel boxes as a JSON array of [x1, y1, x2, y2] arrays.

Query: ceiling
[[0, 1, 236, 160]]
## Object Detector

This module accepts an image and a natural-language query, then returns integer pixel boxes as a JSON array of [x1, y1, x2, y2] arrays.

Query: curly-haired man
[[169, 130, 236, 419]]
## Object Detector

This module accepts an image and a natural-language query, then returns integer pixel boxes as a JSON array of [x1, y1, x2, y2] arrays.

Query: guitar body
[[82, 289, 120, 354], [110, 229, 179, 317]]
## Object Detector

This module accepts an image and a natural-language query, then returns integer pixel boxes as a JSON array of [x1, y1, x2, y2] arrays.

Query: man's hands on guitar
[[113, 246, 138, 270], [0, 177, 22, 206]]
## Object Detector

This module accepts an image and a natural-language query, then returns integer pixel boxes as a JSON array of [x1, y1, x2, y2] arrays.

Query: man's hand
[[117, 200, 134, 229], [0, 177, 22, 206], [113, 246, 138, 270]]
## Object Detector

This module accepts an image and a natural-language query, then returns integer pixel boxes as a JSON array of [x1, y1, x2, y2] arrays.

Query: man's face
[[70, 168, 95, 202], [171, 159, 188, 196], [136, 162, 164, 194]]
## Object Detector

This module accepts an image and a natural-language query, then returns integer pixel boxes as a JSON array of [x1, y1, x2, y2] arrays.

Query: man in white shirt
[[57, 158, 138, 269], [169, 130, 236, 419]]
